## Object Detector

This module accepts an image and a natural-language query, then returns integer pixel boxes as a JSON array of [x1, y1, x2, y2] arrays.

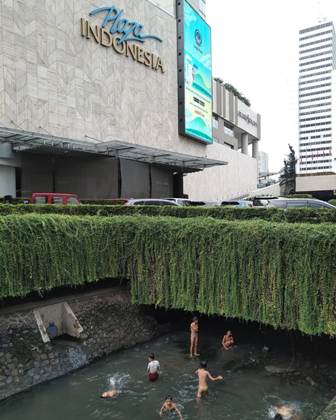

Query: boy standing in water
[[147, 353, 160, 382], [159, 396, 183, 419], [195, 361, 223, 400], [222, 330, 234, 350], [190, 317, 200, 357]]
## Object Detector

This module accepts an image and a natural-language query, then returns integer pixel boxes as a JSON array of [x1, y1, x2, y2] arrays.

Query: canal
[[0, 321, 334, 420]]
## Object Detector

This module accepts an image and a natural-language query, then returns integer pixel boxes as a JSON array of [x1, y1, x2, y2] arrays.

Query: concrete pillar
[[252, 140, 259, 159], [241, 133, 248, 155]]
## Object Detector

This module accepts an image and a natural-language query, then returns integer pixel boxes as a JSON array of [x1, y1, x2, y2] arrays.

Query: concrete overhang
[[0, 127, 227, 173]]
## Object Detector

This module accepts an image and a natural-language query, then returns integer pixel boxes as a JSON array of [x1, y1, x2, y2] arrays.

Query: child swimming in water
[[100, 389, 119, 399], [272, 404, 302, 419], [159, 396, 183, 419]]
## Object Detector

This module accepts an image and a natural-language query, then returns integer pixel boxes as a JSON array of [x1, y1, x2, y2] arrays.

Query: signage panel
[[177, 0, 213, 144], [80, 5, 164, 73]]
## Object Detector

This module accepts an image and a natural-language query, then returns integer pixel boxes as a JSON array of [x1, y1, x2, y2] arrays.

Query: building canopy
[[0, 127, 226, 173]]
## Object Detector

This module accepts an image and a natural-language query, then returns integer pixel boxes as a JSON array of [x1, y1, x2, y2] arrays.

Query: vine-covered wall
[[0, 214, 335, 335]]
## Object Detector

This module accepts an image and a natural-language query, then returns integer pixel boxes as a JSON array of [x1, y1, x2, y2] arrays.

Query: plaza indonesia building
[[0, 0, 260, 200]]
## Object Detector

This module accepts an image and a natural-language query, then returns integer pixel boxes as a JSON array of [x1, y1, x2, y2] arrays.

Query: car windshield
[[67, 197, 80, 205], [221, 201, 239, 206], [35, 196, 47, 204]]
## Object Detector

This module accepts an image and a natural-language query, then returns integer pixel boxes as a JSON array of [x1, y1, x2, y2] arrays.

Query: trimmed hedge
[[329, 199, 336, 207], [0, 214, 335, 335], [0, 204, 335, 223]]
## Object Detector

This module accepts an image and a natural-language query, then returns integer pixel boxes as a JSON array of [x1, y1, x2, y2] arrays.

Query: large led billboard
[[177, 0, 213, 144]]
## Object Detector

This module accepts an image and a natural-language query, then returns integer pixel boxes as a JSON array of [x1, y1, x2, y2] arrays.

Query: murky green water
[[0, 331, 332, 419]]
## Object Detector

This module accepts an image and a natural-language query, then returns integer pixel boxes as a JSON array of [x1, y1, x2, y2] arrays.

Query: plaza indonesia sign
[[80, 6, 164, 73]]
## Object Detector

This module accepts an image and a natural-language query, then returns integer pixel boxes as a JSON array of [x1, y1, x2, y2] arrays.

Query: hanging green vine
[[0, 214, 335, 336]]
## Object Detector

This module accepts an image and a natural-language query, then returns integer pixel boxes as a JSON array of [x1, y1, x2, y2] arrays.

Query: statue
[[279, 144, 297, 195]]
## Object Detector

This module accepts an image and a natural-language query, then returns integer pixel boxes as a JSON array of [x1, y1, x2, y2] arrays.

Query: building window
[[299, 29, 333, 41], [224, 123, 234, 137], [300, 44, 333, 54], [299, 63, 332, 73], [299, 83, 331, 92], [299, 96, 331, 104], [299, 50, 333, 61], [299, 89, 331, 98], [300, 70, 331, 78], [300, 37, 333, 48], [212, 116, 219, 129]]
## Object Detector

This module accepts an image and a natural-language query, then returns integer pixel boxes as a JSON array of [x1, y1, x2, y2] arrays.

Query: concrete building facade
[[185, 80, 260, 200], [0, 0, 259, 200], [298, 21, 336, 174]]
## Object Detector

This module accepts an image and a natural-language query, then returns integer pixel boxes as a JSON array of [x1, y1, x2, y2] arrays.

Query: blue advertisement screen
[[183, 0, 212, 143]]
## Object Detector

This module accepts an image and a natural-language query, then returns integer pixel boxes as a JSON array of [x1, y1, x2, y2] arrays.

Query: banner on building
[[177, 0, 213, 144]]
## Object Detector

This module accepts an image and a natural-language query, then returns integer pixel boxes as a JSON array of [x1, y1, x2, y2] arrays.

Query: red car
[[31, 193, 80, 205]]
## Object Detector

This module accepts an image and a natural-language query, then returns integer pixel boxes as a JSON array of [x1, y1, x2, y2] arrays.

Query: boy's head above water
[[200, 361, 207, 368], [193, 316, 198, 322], [148, 353, 155, 361], [274, 415, 283, 420]]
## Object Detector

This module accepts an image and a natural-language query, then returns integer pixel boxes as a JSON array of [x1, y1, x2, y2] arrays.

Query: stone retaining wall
[[0, 288, 158, 401], [316, 396, 336, 420]]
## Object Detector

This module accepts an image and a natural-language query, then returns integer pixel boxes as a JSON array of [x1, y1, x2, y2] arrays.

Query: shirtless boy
[[100, 389, 119, 399], [273, 404, 302, 420], [159, 396, 183, 419], [222, 330, 234, 350], [195, 361, 223, 400], [190, 317, 200, 357]]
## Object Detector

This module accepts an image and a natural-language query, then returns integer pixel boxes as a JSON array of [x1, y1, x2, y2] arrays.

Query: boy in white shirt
[[147, 353, 160, 382]]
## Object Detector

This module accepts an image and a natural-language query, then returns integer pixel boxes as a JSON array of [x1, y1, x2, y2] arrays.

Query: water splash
[[108, 373, 130, 391]]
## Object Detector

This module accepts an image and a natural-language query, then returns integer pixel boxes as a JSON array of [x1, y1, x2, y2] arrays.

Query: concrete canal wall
[[0, 287, 158, 401]]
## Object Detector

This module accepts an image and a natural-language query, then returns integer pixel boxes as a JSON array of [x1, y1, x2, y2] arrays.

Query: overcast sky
[[206, 0, 336, 172]]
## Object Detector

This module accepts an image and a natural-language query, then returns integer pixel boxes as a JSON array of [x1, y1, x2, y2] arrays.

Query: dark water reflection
[[0, 330, 333, 420]]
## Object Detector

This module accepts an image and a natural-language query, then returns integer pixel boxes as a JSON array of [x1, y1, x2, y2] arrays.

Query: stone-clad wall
[[0, 0, 207, 158], [0, 288, 158, 401]]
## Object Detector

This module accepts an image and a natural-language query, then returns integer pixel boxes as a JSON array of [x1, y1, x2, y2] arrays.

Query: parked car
[[249, 196, 279, 207], [187, 200, 219, 207], [124, 198, 181, 206], [32, 193, 80, 205], [220, 200, 253, 208], [266, 198, 336, 210], [164, 198, 192, 206]]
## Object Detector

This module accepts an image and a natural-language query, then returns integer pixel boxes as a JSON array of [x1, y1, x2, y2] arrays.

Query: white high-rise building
[[298, 21, 336, 174], [258, 151, 269, 176]]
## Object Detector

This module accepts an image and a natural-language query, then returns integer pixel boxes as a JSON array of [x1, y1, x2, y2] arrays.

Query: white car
[[267, 198, 336, 209], [125, 199, 181, 206]]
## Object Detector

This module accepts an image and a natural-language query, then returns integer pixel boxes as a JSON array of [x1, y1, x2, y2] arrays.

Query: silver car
[[125, 198, 181, 206], [267, 198, 336, 209]]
